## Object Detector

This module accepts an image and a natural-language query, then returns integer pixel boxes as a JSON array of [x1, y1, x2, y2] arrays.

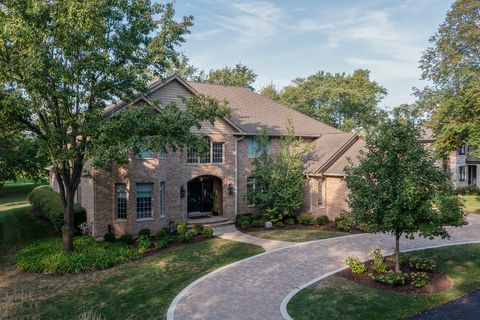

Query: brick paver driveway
[[168, 215, 480, 320]]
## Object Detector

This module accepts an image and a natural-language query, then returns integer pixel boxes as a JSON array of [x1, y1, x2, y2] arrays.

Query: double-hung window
[[212, 143, 224, 163], [136, 183, 153, 219], [116, 184, 127, 219], [187, 138, 224, 164], [159, 181, 166, 218]]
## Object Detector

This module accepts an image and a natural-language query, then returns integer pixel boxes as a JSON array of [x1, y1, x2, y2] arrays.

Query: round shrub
[[154, 238, 169, 249], [103, 232, 115, 242], [344, 257, 366, 274], [176, 223, 187, 235], [370, 271, 408, 287], [410, 272, 429, 287], [298, 213, 314, 225], [334, 216, 353, 232], [202, 227, 213, 238], [118, 234, 133, 245], [238, 220, 250, 229], [180, 230, 196, 242], [251, 219, 264, 228], [275, 222, 285, 227], [15, 236, 138, 274], [408, 256, 437, 271], [316, 215, 329, 226], [284, 218, 295, 225], [137, 234, 151, 254], [192, 224, 204, 235], [236, 214, 253, 224], [155, 227, 171, 239], [138, 228, 151, 237]]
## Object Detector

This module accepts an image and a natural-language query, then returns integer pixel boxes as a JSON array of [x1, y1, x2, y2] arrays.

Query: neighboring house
[[50, 75, 364, 238], [420, 127, 479, 189]]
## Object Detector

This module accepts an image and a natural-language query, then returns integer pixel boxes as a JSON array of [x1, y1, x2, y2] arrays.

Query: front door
[[187, 177, 214, 214], [468, 165, 477, 186]]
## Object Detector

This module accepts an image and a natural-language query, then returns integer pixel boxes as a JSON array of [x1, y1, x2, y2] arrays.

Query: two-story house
[[50, 75, 365, 238]]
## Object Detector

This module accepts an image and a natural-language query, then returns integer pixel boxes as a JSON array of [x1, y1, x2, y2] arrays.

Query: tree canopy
[[345, 115, 463, 272], [0, 0, 227, 251], [205, 63, 257, 90], [418, 0, 480, 157]]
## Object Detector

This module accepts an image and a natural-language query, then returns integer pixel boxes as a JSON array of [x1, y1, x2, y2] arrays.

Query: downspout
[[306, 174, 313, 212], [235, 136, 245, 217]]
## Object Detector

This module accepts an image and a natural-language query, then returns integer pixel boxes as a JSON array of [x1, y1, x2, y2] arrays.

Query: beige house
[[51, 75, 364, 238]]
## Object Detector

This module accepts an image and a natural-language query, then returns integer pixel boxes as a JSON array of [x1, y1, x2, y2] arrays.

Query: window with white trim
[[459, 166, 466, 181], [136, 183, 153, 219], [116, 184, 127, 219], [187, 138, 224, 164], [159, 181, 165, 218], [212, 143, 224, 163]]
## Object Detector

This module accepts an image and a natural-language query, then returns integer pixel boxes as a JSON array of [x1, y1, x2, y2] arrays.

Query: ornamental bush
[[409, 256, 437, 271], [202, 227, 213, 238], [137, 235, 151, 254], [315, 215, 329, 226], [138, 228, 151, 237], [298, 213, 314, 225], [410, 272, 429, 287], [236, 214, 253, 224], [154, 237, 169, 249], [103, 232, 115, 243], [118, 234, 134, 246], [155, 227, 171, 239], [284, 218, 295, 225], [192, 224, 204, 235], [369, 248, 387, 274], [238, 220, 250, 229], [251, 219, 264, 228], [370, 271, 408, 287], [15, 236, 138, 273], [180, 230, 196, 242], [345, 257, 366, 274], [176, 223, 187, 235]]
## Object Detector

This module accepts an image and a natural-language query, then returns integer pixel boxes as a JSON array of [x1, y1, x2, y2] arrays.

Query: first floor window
[[459, 166, 466, 181], [136, 183, 153, 219], [318, 179, 324, 207], [246, 177, 256, 206], [116, 183, 127, 219], [159, 181, 165, 218]]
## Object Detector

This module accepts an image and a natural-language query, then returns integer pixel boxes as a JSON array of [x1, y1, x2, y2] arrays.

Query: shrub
[[192, 224, 204, 235], [298, 213, 314, 225], [155, 227, 171, 239], [284, 218, 295, 225], [334, 215, 353, 232], [275, 221, 285, 227], [27, 186, 86, 233], [456, 185, 480, 195], [176, 223, 187, 235], [238, 220, 250, 229], [118, 234, 133, 245], [370, 271, 408, 287], [355, 223, 371, 232], [154, 237, 169, 249], [137, 235, 151, 254], [315, 215, 329, 226], [399, 253, 412, 265], [103, 232, 115, 243], [251, 219, 264, 228], [369, 248, 387, 273], [180, 230, 196, 242], [236, 214, 253, 224], [15, 236, 138, 273], [202, 227, 213, 238], [138, 228, 151, 237], [409, 256, 437, 271], [410, 272, 429, 287], [345, 257, 366, 274]]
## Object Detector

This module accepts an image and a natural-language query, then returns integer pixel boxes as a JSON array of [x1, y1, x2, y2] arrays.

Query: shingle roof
[[324, 138, 366, 175], [187, 81, 342, 137]]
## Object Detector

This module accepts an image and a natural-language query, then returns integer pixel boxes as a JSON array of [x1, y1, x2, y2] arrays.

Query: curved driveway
[[168, 215, 480, 320]]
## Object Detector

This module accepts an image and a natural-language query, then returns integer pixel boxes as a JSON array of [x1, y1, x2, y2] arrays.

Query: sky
[[174, 0, 455, 110]]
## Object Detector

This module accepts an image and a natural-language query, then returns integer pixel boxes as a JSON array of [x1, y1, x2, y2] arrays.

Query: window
[[116, 184, 127, 219], [159, 151, 166, 160], [246, 137, 269, 158], [187, 148, 198, 164], [212, 143, 224, 163], [458, 145, 466, 155], [136, 183, 153, 219], [318, 179, 324, 207], [246, 177, 256, 206], [459, 166, 466, 181], [137, 150, 153, 159], [159, 181, 165, 218]]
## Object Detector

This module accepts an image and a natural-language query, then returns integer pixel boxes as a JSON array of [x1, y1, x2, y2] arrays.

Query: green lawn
[[2, 238, 264, 319], [464, 195, 480, 213], [246, 228, 350, 242], [0, 182, 50, 267], [288, 243, 480, 320]]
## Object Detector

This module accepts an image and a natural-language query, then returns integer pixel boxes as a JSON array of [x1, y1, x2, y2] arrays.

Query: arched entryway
[[187, 175, 223, 218]]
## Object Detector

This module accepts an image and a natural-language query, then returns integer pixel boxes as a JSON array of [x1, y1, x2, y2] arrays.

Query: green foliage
[[334, 215, 353, 232], [103, 232, 116, 243], [28, 186, 86, 233], [236, 214, 253, 224], [202, 227, 213, 238], [370, 271, 409, 287], [284, 218, 295, 225], [192, 224, 204, 235], [418, 0, 480, 156], [15, 236, 138, 273], [276, 69, 387, 131], [275, 222, 285, 228], [410, 272, 429, 288], [246, 123, 309, 222], [409, 256, 437, 271], [298, 213, 315, 225], [180, 230, 196, 242], [369, 248, 388, 274], [138, 229, 151, 237], [345, 257, 366, 274], [118, 234, 134, 246], [156, 227, 171, 239], [176, 223, 187, 236], [137, 235, 151, 254], [259, 83, 281, 102], [315, 215, 330, 226], [206, 63, 257, 90], [238, 220, 250, 229], [456, 185, 480, 196], [251, 219, 265, 228], [154, 236, 170, 249]]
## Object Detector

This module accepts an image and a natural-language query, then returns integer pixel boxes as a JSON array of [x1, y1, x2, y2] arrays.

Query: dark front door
[[187, 177, 214, 213], [468, 165, 477, 186]]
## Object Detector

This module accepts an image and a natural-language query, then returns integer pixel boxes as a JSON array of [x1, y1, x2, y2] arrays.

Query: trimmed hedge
[[28, 186, 86, 233], [15, 236, 138, 274]]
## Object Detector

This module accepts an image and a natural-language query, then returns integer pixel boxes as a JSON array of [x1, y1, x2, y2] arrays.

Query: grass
[[246, 228, 349, 242], [463, 195, 480, 213], [1, 238, 264, 319], [288, 243, 480, 320], [0, 182, 50, 267]]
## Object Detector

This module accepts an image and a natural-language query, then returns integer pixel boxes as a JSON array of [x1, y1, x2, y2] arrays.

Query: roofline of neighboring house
[[315, 133, 359, 174]]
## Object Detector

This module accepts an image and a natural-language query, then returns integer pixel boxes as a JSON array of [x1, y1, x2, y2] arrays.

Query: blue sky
[[174, 0, 454, 109]]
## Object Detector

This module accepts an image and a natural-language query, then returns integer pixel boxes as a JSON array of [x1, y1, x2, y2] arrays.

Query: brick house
[[50, 75, 365, 238]]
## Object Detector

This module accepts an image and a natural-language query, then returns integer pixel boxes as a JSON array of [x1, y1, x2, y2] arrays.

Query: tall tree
[[345, 115, 463, 272], [419, 0, 480, 157], [206, 63, 257, 90], [278, 69, 387, 131], [0, 1, 227, 252], [259, 83, 280, 102]]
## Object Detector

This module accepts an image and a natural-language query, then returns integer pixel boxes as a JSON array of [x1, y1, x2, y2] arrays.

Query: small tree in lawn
[[246, 121, 309, 222], [345, 115, 463, 272]]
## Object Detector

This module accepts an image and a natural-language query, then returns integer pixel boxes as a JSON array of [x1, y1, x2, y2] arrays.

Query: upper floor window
[[137, 150, 154, 159], [212, 143, 224, 163], [187, 137, 224, 164], [459, 166, 466, 181], [247, 136, 269, 158], [116, 184, 127, 219], [458, 145, 466, 155], [136, 183, 153, 219]]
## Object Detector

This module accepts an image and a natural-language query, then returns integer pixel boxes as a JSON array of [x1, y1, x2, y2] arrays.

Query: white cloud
[[186, 29, 222, 41], [290, 19, 333, 32]]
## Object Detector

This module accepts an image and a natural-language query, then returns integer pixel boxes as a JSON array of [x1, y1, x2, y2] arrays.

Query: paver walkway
[[213, 225, 294, 251], [168, 215, 480, 320]]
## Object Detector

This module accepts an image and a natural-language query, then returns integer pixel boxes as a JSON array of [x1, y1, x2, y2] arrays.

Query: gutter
[[234, 136, 245, 217]]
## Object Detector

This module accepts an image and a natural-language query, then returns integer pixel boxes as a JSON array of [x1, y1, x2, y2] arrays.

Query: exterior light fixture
[[228, 183, 234, 195]]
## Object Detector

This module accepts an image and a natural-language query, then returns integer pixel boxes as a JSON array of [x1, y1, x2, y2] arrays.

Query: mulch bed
[[338, 257, 452, 295], [245, 222, 362, 233]]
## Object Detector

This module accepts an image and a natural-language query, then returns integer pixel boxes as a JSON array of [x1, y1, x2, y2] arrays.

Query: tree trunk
[[395, 233, 401, 273], [61, 188, 75, 252]]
